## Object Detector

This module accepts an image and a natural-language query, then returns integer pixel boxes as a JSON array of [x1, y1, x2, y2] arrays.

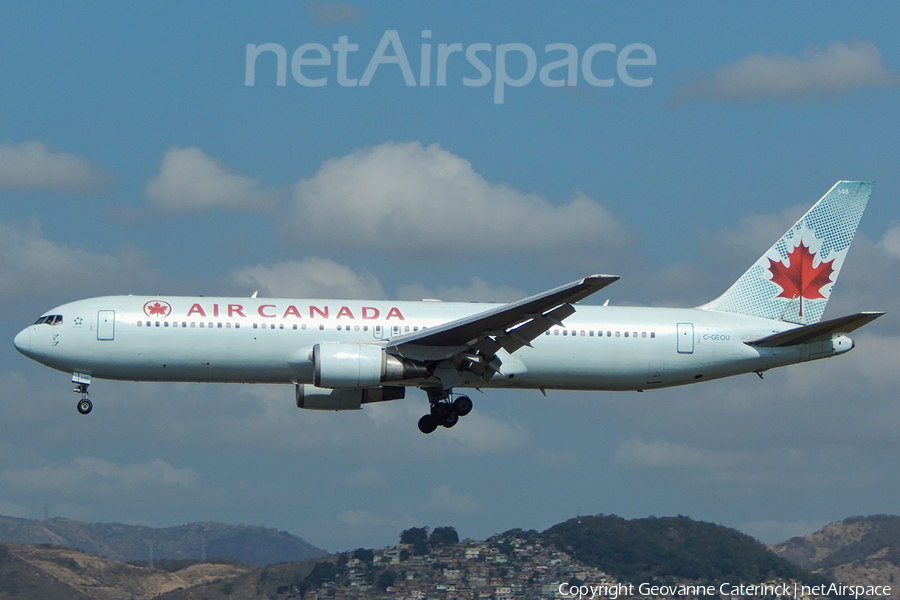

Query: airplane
[[13, 181, 883, 434]]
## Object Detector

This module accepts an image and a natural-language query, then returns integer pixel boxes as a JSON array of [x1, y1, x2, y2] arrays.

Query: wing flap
[[745, 311, 885, 347]]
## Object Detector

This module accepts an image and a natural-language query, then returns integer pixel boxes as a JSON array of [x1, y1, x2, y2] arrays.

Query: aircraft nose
[[13, 328, 31, 356]]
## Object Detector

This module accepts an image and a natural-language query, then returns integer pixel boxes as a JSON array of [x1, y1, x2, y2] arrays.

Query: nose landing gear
[[72, 372, 92, 415], [77, 395, 92, 415]]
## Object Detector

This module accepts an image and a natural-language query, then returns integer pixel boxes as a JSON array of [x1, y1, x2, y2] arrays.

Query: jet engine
[[295, 384, 405, 410], [312, 342, 428, 388]]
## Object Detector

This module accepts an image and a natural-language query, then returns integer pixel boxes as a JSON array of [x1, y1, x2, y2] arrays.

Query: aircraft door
[[373, 324, 384, 339], [97, 310, 115, 341], [676, 322, 694, 354]]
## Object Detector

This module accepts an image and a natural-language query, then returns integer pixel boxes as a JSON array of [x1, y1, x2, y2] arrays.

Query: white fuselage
[[13, 295, 853, 392]]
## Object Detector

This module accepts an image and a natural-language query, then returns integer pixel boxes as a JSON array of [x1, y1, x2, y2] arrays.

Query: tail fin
[[701, 181, 873, 325]]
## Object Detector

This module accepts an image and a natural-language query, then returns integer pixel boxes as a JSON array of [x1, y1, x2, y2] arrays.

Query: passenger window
[[651, 332, 656, 338], [615, 331, 620, 337], [319, 324, 324, 330], [642, 332, 646, 338], [624, 331, 629, 337]]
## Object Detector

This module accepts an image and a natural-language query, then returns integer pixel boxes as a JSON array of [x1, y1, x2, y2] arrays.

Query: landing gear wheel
[[441, 411, 459, 428], [453, 395, 473, 417], [418, 414, 438, 434], [430, 402, 451, 419], [77, 399, 93, 415]]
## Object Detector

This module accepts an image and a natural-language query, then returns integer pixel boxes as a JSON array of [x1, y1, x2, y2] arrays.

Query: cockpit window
[[33, 315, 63, 325]]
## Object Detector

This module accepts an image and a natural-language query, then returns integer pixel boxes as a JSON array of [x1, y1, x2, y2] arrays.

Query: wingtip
[[585, 274, 620, 281]]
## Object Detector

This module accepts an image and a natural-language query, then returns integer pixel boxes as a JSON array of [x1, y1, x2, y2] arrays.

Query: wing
[[387, 275, 619, 387]]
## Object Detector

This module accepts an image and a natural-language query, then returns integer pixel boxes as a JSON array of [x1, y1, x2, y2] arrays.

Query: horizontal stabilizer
[[745, 311, 885, 348]]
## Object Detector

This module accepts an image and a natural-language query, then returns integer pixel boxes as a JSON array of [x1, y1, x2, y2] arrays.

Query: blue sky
[[2, 1, 900, 552]]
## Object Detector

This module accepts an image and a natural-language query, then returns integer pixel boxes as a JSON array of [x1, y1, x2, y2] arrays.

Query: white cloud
[[305, 2, 363, 25], [879, 222, 900, 260], [429, 484, 482, 514], [336, 509, 415, 531], [288, 141, 630, 259], [396, 277, 526, 303], [0, 498, 32, 519], [614, 436, 739, 470], [0, 457, 198, 494], [533, 448, 576, 469], [0, 141, 109, 191], [145, 146, 278, 212], [677, 40, 900, 102], [0, 219, 159, 299], [364, 400, 532, 457], [230, 258, 386, 299], [342, 468, 386, 490]]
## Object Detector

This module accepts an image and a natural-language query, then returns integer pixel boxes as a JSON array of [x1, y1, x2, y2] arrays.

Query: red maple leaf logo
[[768, 242, 834, 316], [143, 301, 172, 317]]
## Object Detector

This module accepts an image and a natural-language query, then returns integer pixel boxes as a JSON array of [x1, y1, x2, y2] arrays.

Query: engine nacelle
[[312, 342, 429, 388], [295, 384, 405, 411], [314, 342, 384, 388]]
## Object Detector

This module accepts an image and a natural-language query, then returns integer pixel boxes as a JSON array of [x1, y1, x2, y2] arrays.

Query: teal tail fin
[[701, 181, 873, 325]]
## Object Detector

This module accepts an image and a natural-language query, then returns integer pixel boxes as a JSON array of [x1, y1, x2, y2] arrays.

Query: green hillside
[[543, 514, 827, 584]]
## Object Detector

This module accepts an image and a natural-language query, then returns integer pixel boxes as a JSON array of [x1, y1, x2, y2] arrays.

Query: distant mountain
[[771, 515, 900, 599], [0, 516, 327, 567], [542, 514, 825, 584], [0, 541, 252, 600]]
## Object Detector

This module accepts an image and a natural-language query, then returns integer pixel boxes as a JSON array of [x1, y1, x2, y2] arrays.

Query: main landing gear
[[417, 394, 474, 434], [73, 372, 92, 415]]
